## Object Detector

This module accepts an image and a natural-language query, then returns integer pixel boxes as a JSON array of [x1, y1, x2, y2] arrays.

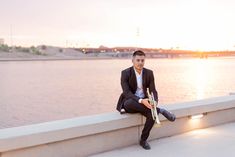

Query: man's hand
[[140, 98, 152, 109]]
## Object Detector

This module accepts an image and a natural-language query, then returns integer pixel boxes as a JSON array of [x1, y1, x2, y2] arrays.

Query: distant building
[[0, 38, 4, 45]]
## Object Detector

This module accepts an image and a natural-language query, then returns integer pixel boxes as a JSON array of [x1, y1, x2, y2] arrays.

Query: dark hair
[[133, 50, 145, 57]]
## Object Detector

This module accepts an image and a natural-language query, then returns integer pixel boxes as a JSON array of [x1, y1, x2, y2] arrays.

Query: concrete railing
[[1, 94, 235, 157]]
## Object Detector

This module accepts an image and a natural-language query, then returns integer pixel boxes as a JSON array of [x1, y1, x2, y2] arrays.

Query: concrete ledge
[[1, 94, 235, 157], [0, 113, 142, 152]]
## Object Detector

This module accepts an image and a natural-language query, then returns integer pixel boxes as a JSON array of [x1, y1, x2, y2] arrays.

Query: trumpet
[[147, 88, 161, 125]]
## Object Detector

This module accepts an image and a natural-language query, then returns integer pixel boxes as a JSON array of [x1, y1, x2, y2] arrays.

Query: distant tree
[[99, 45, 108, 49], [41, 45, 47, 50], [0, 44, 10, 52], [59, 48, 63, 53], [21, 47, 30, 53], [30, 46, 42, 55]]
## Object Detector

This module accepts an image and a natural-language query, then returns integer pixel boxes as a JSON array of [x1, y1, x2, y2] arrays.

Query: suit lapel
[[130, 66, 137, 90], [142, 67, 146, 88]]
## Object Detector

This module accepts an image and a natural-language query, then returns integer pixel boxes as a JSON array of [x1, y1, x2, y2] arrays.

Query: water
[[0, 57, 235, 128]]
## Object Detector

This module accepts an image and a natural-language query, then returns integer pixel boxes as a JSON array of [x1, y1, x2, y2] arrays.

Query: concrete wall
[[1, 94, 235, 157]]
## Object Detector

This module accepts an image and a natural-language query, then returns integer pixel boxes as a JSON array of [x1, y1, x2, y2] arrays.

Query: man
[[116, 50, 176, 150]]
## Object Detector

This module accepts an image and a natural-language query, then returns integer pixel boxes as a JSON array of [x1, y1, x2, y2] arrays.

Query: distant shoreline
[[1, 55, 235, 62], [1, 45, 235, 61], [0, 57, 125, 62]]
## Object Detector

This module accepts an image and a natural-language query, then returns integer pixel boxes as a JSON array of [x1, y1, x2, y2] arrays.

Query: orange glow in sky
[[1, 0, 235, 51]]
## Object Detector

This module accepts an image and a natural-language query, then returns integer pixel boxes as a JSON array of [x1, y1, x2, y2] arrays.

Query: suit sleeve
[[121, 70, 140, 103], [149, 71, 159, 102]]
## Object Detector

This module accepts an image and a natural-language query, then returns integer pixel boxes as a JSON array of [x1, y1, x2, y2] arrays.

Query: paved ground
[[91, 121, 235, 157]]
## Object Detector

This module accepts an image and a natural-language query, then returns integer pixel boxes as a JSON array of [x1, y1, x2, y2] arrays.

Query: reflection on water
[[195, 60, 208, 99], [0, 57, 235, 128], [195, 60, 207, 99]]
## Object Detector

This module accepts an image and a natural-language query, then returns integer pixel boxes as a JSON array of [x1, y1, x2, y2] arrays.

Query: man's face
[[132, 55, 145, 71]]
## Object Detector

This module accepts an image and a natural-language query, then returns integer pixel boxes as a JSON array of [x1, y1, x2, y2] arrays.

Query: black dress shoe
[[162, 109, 176, 122], [139, 140, 151, 150]]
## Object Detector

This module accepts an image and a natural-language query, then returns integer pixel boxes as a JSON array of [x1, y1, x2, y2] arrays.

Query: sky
[[1, 0, 235, 50]]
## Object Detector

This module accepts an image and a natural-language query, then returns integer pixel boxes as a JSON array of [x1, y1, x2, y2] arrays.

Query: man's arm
[[149, 71, 159, 103], [121, 70, 140, 103]]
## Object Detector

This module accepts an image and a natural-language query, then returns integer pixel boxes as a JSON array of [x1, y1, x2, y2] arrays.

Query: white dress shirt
[[133, 67, 145, 103]]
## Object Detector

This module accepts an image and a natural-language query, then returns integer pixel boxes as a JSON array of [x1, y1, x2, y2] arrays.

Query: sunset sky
[[1, 0, 235, 50]]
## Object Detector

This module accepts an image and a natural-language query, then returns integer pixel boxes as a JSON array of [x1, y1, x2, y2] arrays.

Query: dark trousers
[[123, 98, 164, 141]]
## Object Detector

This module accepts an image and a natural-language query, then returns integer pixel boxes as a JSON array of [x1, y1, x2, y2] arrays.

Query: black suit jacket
[[116, 66, 158, 113]]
